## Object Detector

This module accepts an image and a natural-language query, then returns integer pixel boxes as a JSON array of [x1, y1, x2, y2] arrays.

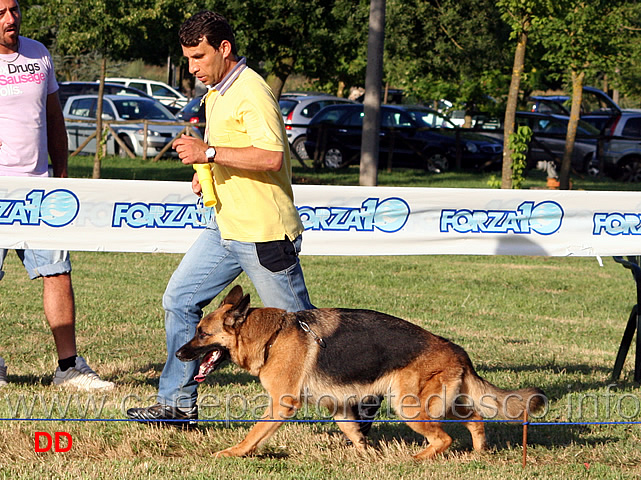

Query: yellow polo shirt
[[204, 67, 304, 242]]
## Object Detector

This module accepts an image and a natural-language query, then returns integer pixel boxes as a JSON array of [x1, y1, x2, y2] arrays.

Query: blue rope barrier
[[2, 417, 641, 426]]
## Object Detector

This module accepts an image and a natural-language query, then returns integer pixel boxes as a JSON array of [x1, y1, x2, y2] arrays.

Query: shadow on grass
[[2, 374, 50, 387], [367, 417, 621, 456]]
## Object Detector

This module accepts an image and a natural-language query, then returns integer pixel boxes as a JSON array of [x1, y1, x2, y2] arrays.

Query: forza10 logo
[[0, 189, 79, 227], [440, 201, 564, 235]]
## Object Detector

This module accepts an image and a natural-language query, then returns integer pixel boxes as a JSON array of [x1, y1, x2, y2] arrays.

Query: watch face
[[206, 147, 216, 159]]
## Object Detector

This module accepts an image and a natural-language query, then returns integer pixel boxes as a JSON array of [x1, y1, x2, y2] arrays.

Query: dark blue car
[[304, 104, 502, 171]]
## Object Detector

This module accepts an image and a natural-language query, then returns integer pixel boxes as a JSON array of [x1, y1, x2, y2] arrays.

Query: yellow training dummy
[[193, 163, 216, 207]]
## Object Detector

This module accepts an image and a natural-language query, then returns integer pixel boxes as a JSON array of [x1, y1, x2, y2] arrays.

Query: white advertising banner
[[1, 176, 640, 257]]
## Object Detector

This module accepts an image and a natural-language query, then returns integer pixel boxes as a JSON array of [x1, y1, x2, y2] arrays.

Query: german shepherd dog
[[176, 285, 546, 460]]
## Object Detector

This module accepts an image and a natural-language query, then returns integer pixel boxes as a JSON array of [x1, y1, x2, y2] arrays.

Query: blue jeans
[[157, 216, 313, 408]]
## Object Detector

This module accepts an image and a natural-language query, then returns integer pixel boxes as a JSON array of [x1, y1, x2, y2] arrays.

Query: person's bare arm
[[46, 92, 69, 178], [173, 135, 283, 172]]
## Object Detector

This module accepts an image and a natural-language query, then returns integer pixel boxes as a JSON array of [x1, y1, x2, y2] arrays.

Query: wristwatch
[[205, 146, 217, 162]]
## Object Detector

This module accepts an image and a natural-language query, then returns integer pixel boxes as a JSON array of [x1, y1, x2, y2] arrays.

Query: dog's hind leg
[[462, 412, 488, 452], [394, 378, 453, 460], [333, 407, 368, 450], [406, 418, 452, 460]]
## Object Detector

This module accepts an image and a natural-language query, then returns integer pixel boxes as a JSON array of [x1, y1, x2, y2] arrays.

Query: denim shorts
[[0, 249, 72, 281]]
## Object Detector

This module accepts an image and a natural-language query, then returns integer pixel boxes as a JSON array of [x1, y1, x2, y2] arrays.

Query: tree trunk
[[359, 0, 386, 187], [266, 57, 295, 99], [501, 24, 529, 189], [560, 70, 584, 190], [92, 56, 107, 179]]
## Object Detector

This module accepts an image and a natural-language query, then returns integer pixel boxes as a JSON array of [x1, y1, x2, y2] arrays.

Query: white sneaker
[[0, 357, 7, 387], [53, 356, 114, 391]]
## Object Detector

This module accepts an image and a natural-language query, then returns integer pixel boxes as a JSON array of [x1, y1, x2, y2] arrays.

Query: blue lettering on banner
[[298, 197, 411, 233], [0, 189, 79, 227], [593, 212, 641, 235], [440, 201, 563, 235], [112, 202, 205, 229]]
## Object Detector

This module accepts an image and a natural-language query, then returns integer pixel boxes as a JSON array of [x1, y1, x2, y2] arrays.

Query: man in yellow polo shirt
[[127, 11, 313, 426]]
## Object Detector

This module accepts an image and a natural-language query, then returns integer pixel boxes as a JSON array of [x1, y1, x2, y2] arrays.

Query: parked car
[[63, 94, 185, 158], [400, 105, 503, 171], [600, 110, 641, 181], [58, 81, 153, 109], [483, 111, 599, 173], [526, 86, 621, 132], [304, 103, 500, 171], [440, 95, 502, 129], [105, 77, 188, 111], [279, 93, 355, 162], [176, 95, 205, 137]]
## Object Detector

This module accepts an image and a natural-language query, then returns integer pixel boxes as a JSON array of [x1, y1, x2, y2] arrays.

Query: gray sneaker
[[53, 356, 114, 391], [0, 357, 7, 387]]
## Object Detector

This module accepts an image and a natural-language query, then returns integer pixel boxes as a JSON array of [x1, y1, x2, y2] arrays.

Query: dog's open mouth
[[194, 348, 226, 383]]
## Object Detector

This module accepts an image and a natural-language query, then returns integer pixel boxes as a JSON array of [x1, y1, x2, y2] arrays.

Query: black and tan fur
[[176, 285, 546, 460]]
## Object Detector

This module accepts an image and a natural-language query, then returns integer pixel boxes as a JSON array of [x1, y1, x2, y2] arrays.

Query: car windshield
[[532, 116, 599, 136], [577, 119, 600, 135], [406, 109, 456, 128], [112, 98, 174, 120], [279, 99, 297, 116], [381, 110, 414, 128], [182, 97, 202, 115], [313, 107, 353, 124]]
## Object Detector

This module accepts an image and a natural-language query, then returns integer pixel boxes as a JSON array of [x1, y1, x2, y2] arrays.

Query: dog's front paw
[[214, 447, 245, 458]]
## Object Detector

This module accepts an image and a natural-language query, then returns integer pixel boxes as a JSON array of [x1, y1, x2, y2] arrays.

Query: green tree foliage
[[616, 2, 641, 102], [326, 0, 370, 97], [226, 0, 346, 98], [23, 0, 155, 58], [534, 0, 635, 189], [125, 0, 207, 66], [385, 0, 511, 109]]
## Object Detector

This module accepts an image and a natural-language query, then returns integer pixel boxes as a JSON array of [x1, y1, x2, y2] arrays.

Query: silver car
[[279, 93, 354, 162], [64, 94, 186, 158], [601, 110, 641, 181]]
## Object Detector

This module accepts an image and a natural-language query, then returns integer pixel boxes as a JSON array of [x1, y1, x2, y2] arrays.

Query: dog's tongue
[[194, 350, 221, 383]]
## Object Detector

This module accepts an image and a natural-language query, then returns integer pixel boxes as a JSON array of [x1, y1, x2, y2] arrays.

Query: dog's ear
[[220, 285, 244, 307], [223, 293, 251, 328]]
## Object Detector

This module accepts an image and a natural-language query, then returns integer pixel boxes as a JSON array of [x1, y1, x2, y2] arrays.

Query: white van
[[105, 77, 188, 110]]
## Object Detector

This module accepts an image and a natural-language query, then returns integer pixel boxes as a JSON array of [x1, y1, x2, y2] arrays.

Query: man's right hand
[[173, 135, 208, 166]]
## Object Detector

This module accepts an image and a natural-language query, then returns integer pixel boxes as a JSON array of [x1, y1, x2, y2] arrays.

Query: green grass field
[[1, 157, 640, 479]]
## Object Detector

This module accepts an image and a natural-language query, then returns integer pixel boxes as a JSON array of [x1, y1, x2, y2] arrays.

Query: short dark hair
[[179, 11, 237, 55]]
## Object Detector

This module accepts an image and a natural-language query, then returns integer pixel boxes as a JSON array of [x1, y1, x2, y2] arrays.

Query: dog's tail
[[461, 369, 547, 420]]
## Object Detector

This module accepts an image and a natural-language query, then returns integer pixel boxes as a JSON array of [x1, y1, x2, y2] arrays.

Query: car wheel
[[323, 146, 348, 169], [586, 163, 600, 177], [292, 136, 310, 162], [118, 135, 135, 158], [619, 157, 641, 182], [425, 152, 449, 173]]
